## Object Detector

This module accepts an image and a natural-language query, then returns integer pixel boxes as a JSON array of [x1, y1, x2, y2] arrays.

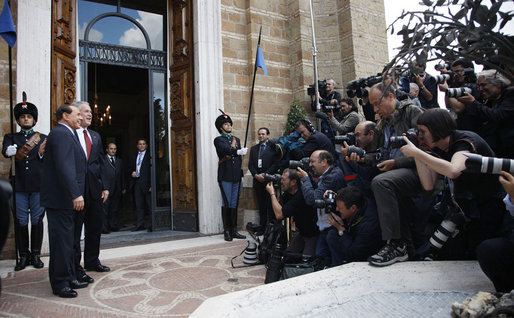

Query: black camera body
[[346, 74, 382, 99], [307, 80, 328, 99], [313, 192, 337, 214], [390, 128, 418, 148], [334, 132, 356, 145], [289, 157, 310, 170], [263, 173, 281, 187]]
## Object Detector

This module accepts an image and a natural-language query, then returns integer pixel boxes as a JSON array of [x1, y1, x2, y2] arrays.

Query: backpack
[[258, 220, 286, 264]]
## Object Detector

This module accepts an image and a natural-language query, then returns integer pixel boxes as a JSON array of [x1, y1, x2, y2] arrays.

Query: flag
[[255, 44, 267, 76], [0, 0, 16, 47]]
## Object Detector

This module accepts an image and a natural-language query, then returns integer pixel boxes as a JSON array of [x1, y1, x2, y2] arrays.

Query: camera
[[289, 157, 310, 170], [463, 154, 514, 175], [322, 104, 342, 112], [263, 173, 281, 188], [390, 128, 418, 148], [434, 63, 450, 71], [446, 87, 472, 98], [334, 132, 356, 145], [313, 192, 337, 214], [347, 146, 366, 158], [430, 74, 451, 84], [346, 74, 382, 99], [307, 80, 327, 98]]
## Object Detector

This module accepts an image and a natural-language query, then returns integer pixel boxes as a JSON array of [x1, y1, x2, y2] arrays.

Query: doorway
[[82, 62, 172, 230]]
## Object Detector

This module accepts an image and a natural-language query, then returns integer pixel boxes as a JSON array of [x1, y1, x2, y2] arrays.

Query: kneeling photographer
[[265, 169, 319, 256], [296, 150, 346, 267], [400, 108, 511, 259], [324, 186, 382, 267]]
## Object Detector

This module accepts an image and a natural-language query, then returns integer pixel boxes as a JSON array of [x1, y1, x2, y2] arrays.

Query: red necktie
[[84, 130, 92, 160]]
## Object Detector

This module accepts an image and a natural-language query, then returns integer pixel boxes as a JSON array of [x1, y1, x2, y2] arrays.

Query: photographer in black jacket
[[325, 186, 381, 266], [265, 169, 318, 256]]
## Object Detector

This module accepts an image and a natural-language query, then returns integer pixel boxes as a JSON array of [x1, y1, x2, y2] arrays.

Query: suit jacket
[[128, 151, 151, 191], [82, 129, 109, 201], [41, 124, 86, 210], [2, 131, 47, 192], [248, 142, 279, 187], [105, 155, 125, 197]]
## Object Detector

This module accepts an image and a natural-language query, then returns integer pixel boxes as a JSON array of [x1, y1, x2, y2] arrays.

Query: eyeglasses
[[477, 82, 490, 88]]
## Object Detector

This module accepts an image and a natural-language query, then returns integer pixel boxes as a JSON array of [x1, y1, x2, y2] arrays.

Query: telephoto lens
[[347, 146, 366, 158], [446, 87, 472, 98], [463, 153, 514, 174], [430, 74, 450, 84], [264, 243, 285, 284], [334, 132, 356, 145]]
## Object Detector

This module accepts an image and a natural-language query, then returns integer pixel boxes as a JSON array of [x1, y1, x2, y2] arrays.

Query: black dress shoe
[[70, 279, 88, 289], [110, 226, 119, 232], [85, 263, 110, 272], [78, 273, 94, 284], [101, 229, 111, 234], [131, 226, 145, 232], [53, 287, 77, 298]]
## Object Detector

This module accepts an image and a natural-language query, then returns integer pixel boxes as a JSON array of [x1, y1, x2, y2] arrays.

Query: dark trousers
[[73, 194, 104, 276], [47, 208, 75, 291], [476, 231, 514, 293], [371, 168, 422, 241], [134, 181, 151, 228], [254, 184, 273, 227], [103, 193, 121, 229]]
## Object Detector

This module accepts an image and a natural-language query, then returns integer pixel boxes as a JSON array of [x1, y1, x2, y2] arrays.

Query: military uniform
[[2, 98, 47, 270]]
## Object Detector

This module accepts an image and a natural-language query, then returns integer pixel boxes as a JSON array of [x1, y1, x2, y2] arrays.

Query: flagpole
[[243, 26, 262, 148], [5, 0, 19, 269], [309, 0, 321, 129]]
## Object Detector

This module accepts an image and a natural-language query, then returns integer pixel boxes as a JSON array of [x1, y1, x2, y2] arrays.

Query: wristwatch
[[338, 229, 344, 236]]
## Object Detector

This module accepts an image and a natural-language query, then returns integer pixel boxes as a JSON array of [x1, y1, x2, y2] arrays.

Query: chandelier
[[92, 63, 112, 127]]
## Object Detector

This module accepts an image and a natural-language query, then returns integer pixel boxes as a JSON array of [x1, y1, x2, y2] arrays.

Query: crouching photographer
[[324, 186, 382, 267], [400, 108, 511, 259], [265, 169, 319, 256]]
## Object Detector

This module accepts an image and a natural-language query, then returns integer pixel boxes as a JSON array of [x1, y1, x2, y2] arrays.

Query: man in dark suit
[[128, 138, 152, 231], [73, 101, 110, 285], [41, 104, 88, 298], [248, 127, 279, 231], [103, 142, 125, 233]]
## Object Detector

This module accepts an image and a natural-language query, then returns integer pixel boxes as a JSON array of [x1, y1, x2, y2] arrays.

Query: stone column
[[193, 0, 224, 234]]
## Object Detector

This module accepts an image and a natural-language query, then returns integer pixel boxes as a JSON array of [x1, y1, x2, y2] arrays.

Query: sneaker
[[368, 241, 408, 266]]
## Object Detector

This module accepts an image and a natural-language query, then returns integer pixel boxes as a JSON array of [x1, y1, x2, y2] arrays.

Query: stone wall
[[220, 0, 389, 225]]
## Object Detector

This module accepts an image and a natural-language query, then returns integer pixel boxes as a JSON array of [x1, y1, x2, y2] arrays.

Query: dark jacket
[[83, 129, 109, 200], [327, 198, 382, 263], [291, 130, 336, 160], [41, 124, 86, 210], [128, 151, 151, 191], [105, 156, 125, 197], [248, 141, 279, 187], [214, 135, 243, 182], [2, 131, 47, 192], [466, 86, 514, 159]]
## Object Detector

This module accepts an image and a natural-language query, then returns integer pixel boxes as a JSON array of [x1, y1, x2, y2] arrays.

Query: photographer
[[315, 79, 342, 142], [326, 98, 364, 135], [438, 59, 482, 132], [325, 186, 382, 266], [410, 59, 439, 109], [400, 108, 509, 258], [365, 82, 428, 267], [340, 121, 380, 194], [476, 171, 514, 293], [290, 119, 336, 160], [296, 150, 346, 266], [318, 79, 341, 108], [456, 69, 514, 159], [265, 169, 319, 256]]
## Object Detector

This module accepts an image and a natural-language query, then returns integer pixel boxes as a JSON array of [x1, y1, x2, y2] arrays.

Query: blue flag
[[256, 44, 267, 76], [0, 0, 16, 47]]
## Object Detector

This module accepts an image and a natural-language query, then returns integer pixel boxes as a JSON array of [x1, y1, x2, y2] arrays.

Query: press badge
[[258, 159, 263, 168]]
